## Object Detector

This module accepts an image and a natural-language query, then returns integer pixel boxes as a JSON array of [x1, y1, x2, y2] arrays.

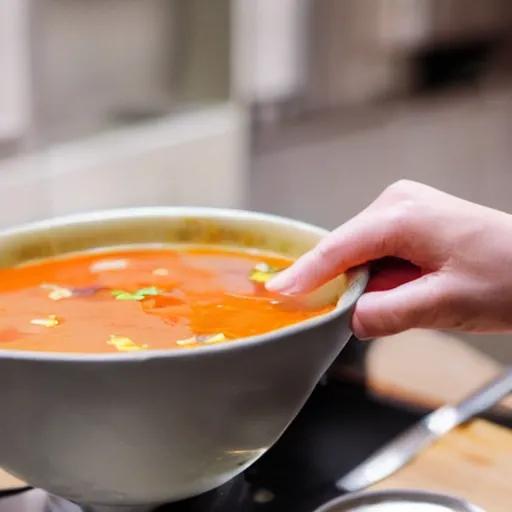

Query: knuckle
[[385, 179, 414, 196], [314, 240, 338, 263], [383, 179, 422, 201], [385, 199, 419, 233]]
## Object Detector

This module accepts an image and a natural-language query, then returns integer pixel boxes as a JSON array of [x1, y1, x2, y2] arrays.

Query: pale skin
[[266, 180, 512, 340]]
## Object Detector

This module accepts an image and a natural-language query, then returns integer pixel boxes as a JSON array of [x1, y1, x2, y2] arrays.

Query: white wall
[[0, 104, 248, 229]]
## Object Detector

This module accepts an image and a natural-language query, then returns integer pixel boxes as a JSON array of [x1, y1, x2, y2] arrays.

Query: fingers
[[267, 203, 414, 294], [350, 273, 447, 339], [266, 180, 447, 295]]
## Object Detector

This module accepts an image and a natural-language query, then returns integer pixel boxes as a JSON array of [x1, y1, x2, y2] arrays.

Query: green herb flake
[[249, 262, 280, 284], [136, 286, 161, 297], [111, 287, 163, 301], [112, 291, 144, 301]]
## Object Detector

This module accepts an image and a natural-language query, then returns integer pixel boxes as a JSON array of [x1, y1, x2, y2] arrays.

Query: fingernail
[[265, 272, 298, 294]]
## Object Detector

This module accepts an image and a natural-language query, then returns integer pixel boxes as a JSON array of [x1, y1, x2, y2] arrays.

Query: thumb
[[351, 273, 446, 340]]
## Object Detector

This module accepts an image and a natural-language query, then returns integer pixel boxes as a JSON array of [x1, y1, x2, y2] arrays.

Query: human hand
[[266, 180, 512, 339]]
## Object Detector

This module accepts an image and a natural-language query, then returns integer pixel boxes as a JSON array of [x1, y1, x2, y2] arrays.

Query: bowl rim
[[0, 207, 369, 362], [313, 489, 485, 512]]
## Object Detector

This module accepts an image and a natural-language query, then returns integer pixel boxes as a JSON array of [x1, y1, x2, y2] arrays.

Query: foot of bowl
[[45, 494, 156, 512]]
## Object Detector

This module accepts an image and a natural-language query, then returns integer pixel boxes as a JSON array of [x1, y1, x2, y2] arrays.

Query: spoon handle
[[442, 367, 512, 427]]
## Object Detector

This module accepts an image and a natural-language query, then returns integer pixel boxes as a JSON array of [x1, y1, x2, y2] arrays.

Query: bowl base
[[18, 475, 249, 512]]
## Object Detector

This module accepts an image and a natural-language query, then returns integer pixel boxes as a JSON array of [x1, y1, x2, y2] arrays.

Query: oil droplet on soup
[[0, 247, 338, 353]]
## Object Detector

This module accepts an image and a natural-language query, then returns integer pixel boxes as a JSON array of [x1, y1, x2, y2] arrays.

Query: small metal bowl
[[314, 489, 486, 512]]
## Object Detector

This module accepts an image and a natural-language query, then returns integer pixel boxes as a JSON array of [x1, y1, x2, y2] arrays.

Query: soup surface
[[0, 247, 336, 353]]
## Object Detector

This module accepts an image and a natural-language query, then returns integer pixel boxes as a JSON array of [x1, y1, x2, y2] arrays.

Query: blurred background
[[2, 0, 512, 399], [3, 0, 512, 223]]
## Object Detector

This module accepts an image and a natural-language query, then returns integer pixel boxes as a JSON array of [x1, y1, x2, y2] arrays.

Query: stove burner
[[153, 476, 250, 511], [47, 494, 155, 512]]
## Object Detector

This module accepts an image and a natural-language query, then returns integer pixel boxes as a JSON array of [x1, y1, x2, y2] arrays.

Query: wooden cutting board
[[0, 471, 25, 491], [369, 419, 512, 512], [331, 329, 512, 418]]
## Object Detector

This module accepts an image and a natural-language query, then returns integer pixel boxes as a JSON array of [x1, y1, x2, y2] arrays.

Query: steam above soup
[[0, 247, 338, 353]]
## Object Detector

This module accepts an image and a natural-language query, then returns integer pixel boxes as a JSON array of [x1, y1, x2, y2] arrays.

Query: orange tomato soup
[[0, 247, 335, 353]]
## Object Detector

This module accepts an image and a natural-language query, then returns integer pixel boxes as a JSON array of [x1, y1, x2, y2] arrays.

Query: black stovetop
[[0, 381, 421, 512]]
